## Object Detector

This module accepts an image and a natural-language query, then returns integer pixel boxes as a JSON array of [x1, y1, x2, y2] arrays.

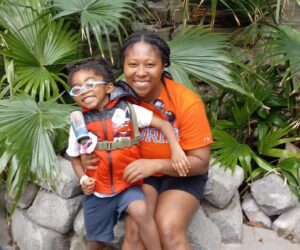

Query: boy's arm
[[149, 115, 190, 176], [70, 156, 95, 193], [70, 156, 86, 180]]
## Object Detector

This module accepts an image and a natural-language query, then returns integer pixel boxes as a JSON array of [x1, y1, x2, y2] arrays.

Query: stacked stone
[[133, 0, 185, 41], [8, 156, 83, 250], [6, 154, 300, 250]]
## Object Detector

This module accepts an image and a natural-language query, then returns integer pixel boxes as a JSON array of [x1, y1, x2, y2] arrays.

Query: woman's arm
[[158, 145, 210, 176], [123, 145, 210, 183], [150, 115, 190, 176]]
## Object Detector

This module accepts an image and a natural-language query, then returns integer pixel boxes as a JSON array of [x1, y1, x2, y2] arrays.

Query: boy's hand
[[80, 176, 95, 195], [80, 153, 98, 171], [171, 148, 190, 177]]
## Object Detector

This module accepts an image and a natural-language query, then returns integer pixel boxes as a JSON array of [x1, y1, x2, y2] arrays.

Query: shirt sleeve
[[179, 101, 213, 150], [132, 104, 153, 128], [66, 127, 80, 157]]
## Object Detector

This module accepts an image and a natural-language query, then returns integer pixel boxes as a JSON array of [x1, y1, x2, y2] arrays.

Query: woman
[[81, 30, 213, 250]]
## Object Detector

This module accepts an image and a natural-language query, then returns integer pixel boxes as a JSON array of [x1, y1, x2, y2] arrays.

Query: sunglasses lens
[[165, 111, 175, 123], [153, 99, 165, 112]]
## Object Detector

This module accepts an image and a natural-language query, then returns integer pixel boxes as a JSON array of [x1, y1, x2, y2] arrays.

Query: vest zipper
[[102, 116, 115, 193]]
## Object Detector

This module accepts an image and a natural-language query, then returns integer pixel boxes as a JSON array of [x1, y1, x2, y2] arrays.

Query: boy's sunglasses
[[69, 80, 108, 97]]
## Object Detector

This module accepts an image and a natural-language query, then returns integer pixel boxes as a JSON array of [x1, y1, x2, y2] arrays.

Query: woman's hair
[[66, 57, 115, 85], [120, 30, 171, 69]]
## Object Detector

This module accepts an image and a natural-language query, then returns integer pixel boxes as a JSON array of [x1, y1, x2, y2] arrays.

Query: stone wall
[[5, 155, 300, 250]]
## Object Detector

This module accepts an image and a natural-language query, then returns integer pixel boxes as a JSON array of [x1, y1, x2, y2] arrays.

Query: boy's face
[[70, 69, 113, 111]]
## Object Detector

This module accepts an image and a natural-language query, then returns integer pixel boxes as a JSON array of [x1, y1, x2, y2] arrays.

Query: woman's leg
[[122, 184, 158, 250], [125, 200, 161, 250], [155, 189, 200, 250]]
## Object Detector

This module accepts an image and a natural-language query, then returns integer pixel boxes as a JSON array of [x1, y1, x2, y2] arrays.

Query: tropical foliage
[[0, 95, 75, 211], [0, 0, 79, 101], [209, 24, 300, 198], [0, 0, 299, 203], [51, 0, 137, 63]]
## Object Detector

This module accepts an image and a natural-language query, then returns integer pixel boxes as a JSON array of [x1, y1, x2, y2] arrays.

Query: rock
[[204, 160, 244, 208], [40, 156, 82, 199], [242, 191, 272, 228], [73, 208, 86, 236], [27, 189, 83, 234], [188, 208, 222, 250], [202, 192, 243, 243], [11, 208, 71, 250], [272, 206, 300, 242], [251, 173, 298, 216]]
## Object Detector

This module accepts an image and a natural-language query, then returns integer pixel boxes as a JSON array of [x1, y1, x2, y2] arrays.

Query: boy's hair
[[120, 30, 171, 69], [67, 57, 115, 85]]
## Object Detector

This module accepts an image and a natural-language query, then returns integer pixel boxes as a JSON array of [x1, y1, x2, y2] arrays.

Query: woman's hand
[[171, 146, 190, 177], [81, 177, 95, 195], [123, 159, 159, 183], [80, 152, 98, 171]]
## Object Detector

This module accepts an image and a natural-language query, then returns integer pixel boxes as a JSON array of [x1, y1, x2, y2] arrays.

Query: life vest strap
[[96, 101, 141, 151], [96, 137, 140, 151]]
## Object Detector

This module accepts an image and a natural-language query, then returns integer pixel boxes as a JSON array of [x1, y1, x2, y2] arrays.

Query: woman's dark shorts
[[144, 173, 208, 200]]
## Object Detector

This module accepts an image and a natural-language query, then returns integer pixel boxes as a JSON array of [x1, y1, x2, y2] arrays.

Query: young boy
[[66, 58, 189, 250]]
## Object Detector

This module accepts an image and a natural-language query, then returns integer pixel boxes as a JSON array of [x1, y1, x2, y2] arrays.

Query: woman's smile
[[124, 41, 164, 101]]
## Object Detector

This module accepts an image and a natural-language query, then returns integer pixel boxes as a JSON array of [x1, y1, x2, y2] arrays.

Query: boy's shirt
[[66, 104, 153, 157]]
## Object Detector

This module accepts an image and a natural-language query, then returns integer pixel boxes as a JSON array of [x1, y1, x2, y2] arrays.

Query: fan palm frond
[[0, 2, 80, 101], [51, 0, 136, 63], [211, 128, 254, 175], [168, 26, 251, 96], [0, 95, 75, 203], [257, 123, 300, 158]]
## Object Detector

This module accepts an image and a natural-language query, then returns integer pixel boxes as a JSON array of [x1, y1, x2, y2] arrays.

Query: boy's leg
[[83, 195, 116, 246], [122, 186, 161, 250], [86, 241, 105, 250], [122, 184, 158, 250]]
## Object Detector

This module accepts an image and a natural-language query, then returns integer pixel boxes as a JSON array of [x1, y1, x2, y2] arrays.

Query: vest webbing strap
[[96, 102, 140, 151]]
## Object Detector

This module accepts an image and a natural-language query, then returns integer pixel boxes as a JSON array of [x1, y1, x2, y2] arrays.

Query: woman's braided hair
[[120, 30, 172, 80], [66, 57, 115, 85]]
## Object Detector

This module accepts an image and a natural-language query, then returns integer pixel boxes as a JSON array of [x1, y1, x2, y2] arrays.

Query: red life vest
[[83, 97, 142, 194]]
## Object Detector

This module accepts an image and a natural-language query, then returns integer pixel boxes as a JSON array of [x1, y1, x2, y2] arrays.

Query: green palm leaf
[[212, 128, 278, 178], [0, 95, 75, 203], [51, 0, 136, 63], [230, 78, 271, 128], [168, 26, 250, 96], [257, 123, 300, 158], [0, 2, 80, 101], [258, 25, 300, 85], [265, 25, 300, 66], [278, 158, 300, 184], [211, 128, 254, 175]]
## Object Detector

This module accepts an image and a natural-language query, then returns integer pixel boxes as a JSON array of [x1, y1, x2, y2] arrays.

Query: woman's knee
[[127, 200, 151, 224], [156, 214, 183, 242]]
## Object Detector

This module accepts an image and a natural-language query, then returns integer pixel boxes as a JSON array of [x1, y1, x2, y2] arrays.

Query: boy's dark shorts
[[83, 185, 144, 243], [144, 173, 208, 200]]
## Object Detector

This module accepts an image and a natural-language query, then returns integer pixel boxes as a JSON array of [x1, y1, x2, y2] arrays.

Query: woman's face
[[123, 41, 165, 102], [70, 69, 113, 111]]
